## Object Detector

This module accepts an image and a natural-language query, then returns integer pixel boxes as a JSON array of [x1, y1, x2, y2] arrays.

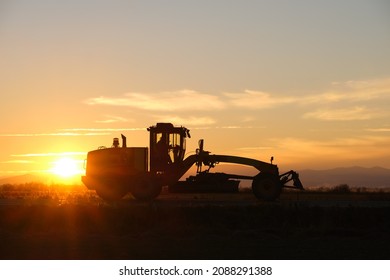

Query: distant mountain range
[[0, 174, 48, 185], [1, 166, 389, 188], [297, 166, 390, 188], [0, 173, 82, 185]]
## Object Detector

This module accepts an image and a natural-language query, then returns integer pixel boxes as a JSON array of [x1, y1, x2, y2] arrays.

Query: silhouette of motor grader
[[82, 123, 303, 201]]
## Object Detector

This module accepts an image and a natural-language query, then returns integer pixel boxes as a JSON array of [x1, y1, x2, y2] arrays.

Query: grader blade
[[279, 170, 304, 190]]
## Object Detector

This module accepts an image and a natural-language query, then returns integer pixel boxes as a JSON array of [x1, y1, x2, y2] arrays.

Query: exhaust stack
[[121, 134, 127, 148]]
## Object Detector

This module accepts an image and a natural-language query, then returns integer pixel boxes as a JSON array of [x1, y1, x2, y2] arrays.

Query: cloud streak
[[223, 90, 297, 109], [85, 90, 226, 111], [269, 135, 390, 168], [303, 106, 386, 121], [95, 115, 131, 124], [83, 77, 390, 125], [12, 152, 86, 157], [0, 127, 148, 137], [302, 78, 390, 104], [0, 160, 34, 164], [0, 132, 110, 137], [365, 128, 390, 132], [154, 115, 217, 126], [59, 128, 146, 132]]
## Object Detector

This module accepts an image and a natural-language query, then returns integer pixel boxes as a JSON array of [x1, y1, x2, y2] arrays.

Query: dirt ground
[[1, 192, 389, 260]]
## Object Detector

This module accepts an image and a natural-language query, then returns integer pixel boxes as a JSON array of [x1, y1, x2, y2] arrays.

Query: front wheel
[[95, 186, 128, 201], [252, 173, 282, 201], [131, 176, 162, 201], [91, 177, 129, 201]]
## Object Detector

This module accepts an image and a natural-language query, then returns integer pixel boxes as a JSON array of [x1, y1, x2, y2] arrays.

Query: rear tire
[[252, 173, 282, 201]]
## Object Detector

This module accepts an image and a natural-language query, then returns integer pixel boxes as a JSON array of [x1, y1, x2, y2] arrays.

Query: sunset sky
[[1, 0, 389, 180]]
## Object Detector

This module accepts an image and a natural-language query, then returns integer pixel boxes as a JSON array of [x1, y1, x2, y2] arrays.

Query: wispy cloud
[[225, 78, 390, 109], [365, 128, 390, 132], [59, 127, 145, 132], [224, 90, 297, 109], [12, 152, 86, 157], [269, 135, 390, 168], [0, 170, 48, 175], [273, 136, 390, 153], [0, 127, 149, 137], [303, 77, 390, 104], [154, 115, 217, 126], [85, 90, 226, 111], [303, 106, 386, 121], [83, 77, 390, 124], [236, 146, 273, 150], [0, 132, 110, 137], [95, 115, 131, 124], [339, 77, 390, 95], [0, 160, 34, 164]]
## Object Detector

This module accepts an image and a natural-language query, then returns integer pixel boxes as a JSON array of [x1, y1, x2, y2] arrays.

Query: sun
[[50, 157, 82, 178]]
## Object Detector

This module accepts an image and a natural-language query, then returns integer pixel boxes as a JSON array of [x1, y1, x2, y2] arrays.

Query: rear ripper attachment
[[82, 123, 304, 201]]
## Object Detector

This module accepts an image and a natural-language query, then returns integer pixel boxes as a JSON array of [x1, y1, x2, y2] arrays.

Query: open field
[[0, 184, 390, 260]]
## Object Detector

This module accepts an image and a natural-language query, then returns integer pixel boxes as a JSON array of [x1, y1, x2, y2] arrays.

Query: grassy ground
[[1, 183, 389, 260], [1, 200, 389, 259]]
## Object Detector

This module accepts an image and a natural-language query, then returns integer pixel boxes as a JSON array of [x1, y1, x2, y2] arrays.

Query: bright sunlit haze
[[50, 157, 84, 177], [1, 0, 389, 182]]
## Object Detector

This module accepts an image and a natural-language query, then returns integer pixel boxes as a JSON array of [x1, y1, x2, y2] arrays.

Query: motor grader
[[82, 123, 303, 201]]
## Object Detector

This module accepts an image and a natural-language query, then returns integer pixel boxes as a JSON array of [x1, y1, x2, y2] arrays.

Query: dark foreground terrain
[[0, 191, 389, 260]]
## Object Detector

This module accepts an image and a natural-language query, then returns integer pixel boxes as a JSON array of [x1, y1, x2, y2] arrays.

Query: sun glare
[[50, 157, 82, 178]]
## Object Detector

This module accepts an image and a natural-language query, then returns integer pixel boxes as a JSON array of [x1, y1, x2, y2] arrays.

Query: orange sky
[[1, 1, 390, 181]]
